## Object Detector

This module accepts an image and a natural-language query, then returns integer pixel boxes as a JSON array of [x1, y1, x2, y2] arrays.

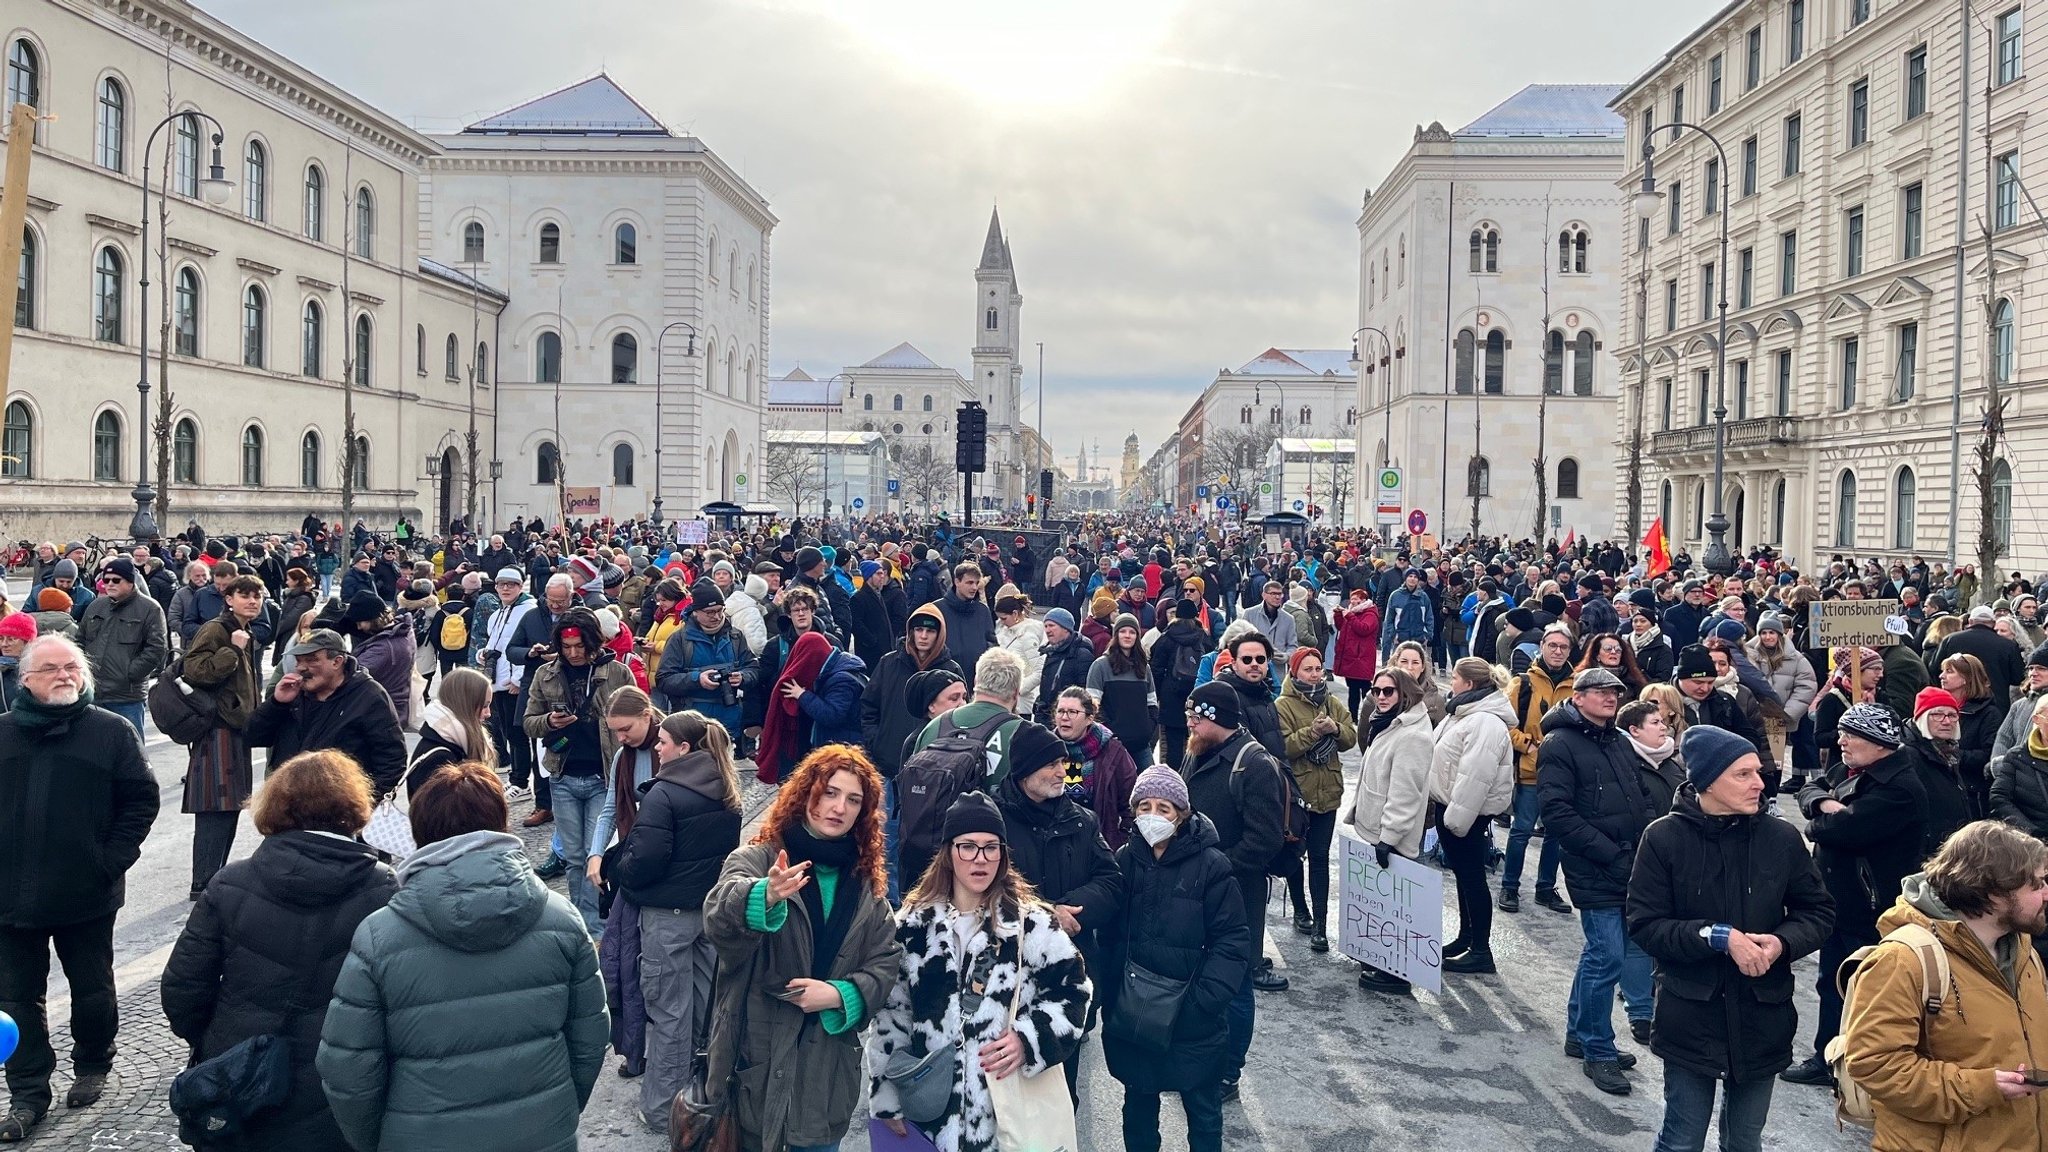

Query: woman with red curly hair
[[701, 745, 903, 1151]]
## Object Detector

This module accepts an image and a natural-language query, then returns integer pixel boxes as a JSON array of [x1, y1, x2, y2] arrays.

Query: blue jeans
[[1225, 965, 1254, 1081], [1653, 1064, 1774, 1152], [788, 1143, 841, 1152], [1499, 782, 1560, 895], [104, 700, 146, 743], [883, 777, 903, 905], [550, 774, 607, 936], [1569, 906, 1654, 1062]]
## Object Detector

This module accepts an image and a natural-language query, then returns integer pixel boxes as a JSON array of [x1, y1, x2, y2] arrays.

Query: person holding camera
[[507, 574, 577, 823], [655, 581, 758, 743], [523, 607, 635, 936]]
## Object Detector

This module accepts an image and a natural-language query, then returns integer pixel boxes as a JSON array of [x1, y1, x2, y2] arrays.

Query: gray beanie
[[1131, 765, 1190, 812]]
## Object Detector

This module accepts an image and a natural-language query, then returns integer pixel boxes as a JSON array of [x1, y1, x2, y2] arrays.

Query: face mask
[[1135, 813, 1177, 847]]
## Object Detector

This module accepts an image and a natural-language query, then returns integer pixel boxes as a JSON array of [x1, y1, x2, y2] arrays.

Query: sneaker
[[1496, 889, 1521, 913], [1562, 1036, 1637, 1068], [1220, 1079, 1240, 1103], [65, 1073, 107, 1108], [0, 1109, 42, 1142], [1251, 968, 1290, 993], [1630, 1018, 1652, 1045], [1534, 889, 1572, 914], [522, 808, 554, 827], [1308, 933, 1329, 953], [1583, 1060, 1631, 1095], [505, 785, 533, 801], [534, 853, 568, 880], [1779, 1053, 1834, 1086]]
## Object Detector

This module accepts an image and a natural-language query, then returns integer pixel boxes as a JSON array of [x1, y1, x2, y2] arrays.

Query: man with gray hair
[[0, 635, 159, 1139], [911, 647, 1028, 784]]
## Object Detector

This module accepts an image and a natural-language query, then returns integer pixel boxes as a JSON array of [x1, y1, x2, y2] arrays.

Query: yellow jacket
[[1506, 662, 1576, 786]]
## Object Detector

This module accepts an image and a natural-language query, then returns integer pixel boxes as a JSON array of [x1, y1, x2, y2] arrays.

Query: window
[[241, 285, 265, 368], [173, 418, 197, 484], [1895, 322, 1919, 401], [611, 332, 637, 384], [415, 325, 425, 376], [1993, 459, 2014, 549], [862, 393, 873, 411], [1454, 329, 1475, 394], [536, 441, 559, 484], [1738, 246, 1754, 308], [1998, 7, 2023, 85], [14, 226, 31, 329], [1775, 349, 1793, 413], [462, 221, 484, 263], [1660, 378, 1675, 429], [1557, 458, 1580, 499], [241, 426, 264, 487], [1788, 0, 1805, 62], [1573, 330, 1595, 395], [1996, 151, 2020, 230], [1702, 262, 1717, 321], [1907, 45, 1929, 119], [95, 78, 124, 172], [1555, 227, 1588, 273], [1709, 54, 1724, 113], [352, 314, 371, 388], [1671, 85, 1685, 135], [707, 233, 719, 282], [1668, 180, 1683, 235], [923, 394, 934, 411], [892, 394, 904, 411], [1903, 183, 1924, 258], [175, 114, 198, 198], [536, 331, 561, 384], [302, 300, 322, 377], [1544, 330, 1565, 395], [1735, 360, 1751, 418], [1993, 298, 2016, 383], [92, 412, 120, 482], [172, 267, 198, 356], [984, 307, 999, 331], [1774, 479, 1788, 540], [1851, 0, 1870, 27], [1468, 228, 1499, 273], [351, 436, 369, 491], [1662, 479, 1675, 529], [1466, 456, 1490, 498], [1839, 336, 1859, 408], [1836, 470, 1856, 547], [446, 334, 460, 381], [539, 222, 560, 264], [1742, 136, 1759, 197], [299, 431, 320, 487], [5, 40, 38, 132], [1782, 113, 1802, 177], [1696, 370, 1711, 426], [243, 140, 267, 221], [1665, 278, 1678, 332], [1704, 158, 1720, 214], [353, 187, 374, 260], [1779, 230, 1798, 296], [1746, 25, 1763, 90], [1849, 79, 1869, 147], [615, 223, 636, 265], [1846, 206, 1865, 276], [93, 247, 124, 344], [1, 400, 28, 477], [477, 342, 489, 383], [303, 165, 323, 242], [1483, 329, 1505, 393], [612, 443, 634, 486], [1641, 106, 1654, 151]]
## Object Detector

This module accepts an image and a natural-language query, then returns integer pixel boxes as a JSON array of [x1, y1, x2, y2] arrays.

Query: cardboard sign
[[563, 487, 603, 517], [1338, 833, 1443, 993], [674, 519, 709, 545], [1807, 598, 1901, 648]]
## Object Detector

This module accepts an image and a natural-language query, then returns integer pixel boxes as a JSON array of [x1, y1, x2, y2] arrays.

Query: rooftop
[[1230, 348, 1357, 377], [766, 368, 846, 408], [859, 342, 945, 371], [462, 74, 672, 137], [1455, 84, 1626, 139], [418, 258, 509, 302]]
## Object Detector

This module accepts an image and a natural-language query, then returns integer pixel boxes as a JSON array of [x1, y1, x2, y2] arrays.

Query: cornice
[[427, 153, 778, 232]]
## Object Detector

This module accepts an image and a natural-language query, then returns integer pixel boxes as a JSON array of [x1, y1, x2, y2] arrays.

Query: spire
[[978, 206, 1010, 272]]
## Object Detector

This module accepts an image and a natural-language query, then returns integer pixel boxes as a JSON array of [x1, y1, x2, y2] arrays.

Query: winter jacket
[[1237, 603, 1297, 662], [1625, 791, 1834, 1084], [1933, 624, 2028, 706], [860, 617, 962, 777], [1748, 643, 1819, 724], [1428, 687, 1517, 837], [1507, 661, 1577, 786], [1878, 644, 1933, 722], [1147, 617, 1212, 718], [352, 618, 419, 730], [76, 590, 168, 705], [1088, 653, 1157, 764], [1100, 813, 1251, 1095], [796, 649, 869, 755], [616, 750, 742, 911], [1180, 728, 1288, 882], [1536, 702, 1661, 911], [1682, 684, 1778, 779], [704, 842, 903, 1151], [1034, 633, 1096, 726], [1991, 689, 2046, 762], [1845, 877, 2048, 1152], [850, 583, 896, 667], [1900, 728, 1974, 857], [1991, 739, 2048, 839], [246, 667, 407, 797], [1274, 678, 1358, 814], [1629, 626, 1676, 683], [1956, 693, 2002, 803], [1332, 601, 1380, 683], [936, 589, 997, 690], [316, 831, 609, 1152], [657, 620, 757, 738], [185, 611, 263, 732], [725, 578, 771, 655], [522, 655, 635, 777], [1380, 586, 1435, 653], [993, 771, 1122, 984], [1216, 666, 1284, 763], [997, 616, 1047, 717], [1795, 748, 1929, 938], [162, 831, 398, 1152], [405, 705, 475, 798], [1349, 703, 1436, 858], [0, 701, 159, 927]]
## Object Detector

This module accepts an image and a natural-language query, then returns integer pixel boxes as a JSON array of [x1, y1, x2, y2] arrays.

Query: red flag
[[1561, 527, 1576, 552], [1642, 516, 1673, 579]]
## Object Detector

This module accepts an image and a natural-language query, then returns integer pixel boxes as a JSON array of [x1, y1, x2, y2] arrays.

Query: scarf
[[756, 631, 832, 784], [781, 820, 862, 984], [1291, 679, 1340, 764], [10, 686, 95, 734], [1366, 705, 1399, 747], [1446, 683, 1495, 716], [1627, 731, 1677, 765], [1626, 624, 1662, 654], [2030, 727, 2048, 762], [1060, 722, 1109, 804], [612, 725, 661, 846]]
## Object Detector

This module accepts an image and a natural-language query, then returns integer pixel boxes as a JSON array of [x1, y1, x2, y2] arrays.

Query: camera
[[478, 648, 502, 665]]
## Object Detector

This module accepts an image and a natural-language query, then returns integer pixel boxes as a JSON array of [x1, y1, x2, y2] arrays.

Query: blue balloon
[[0, 1011, 15, 1064]]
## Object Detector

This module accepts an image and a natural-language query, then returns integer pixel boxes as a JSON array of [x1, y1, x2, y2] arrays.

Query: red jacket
[[1332, 600, 1381, 682]]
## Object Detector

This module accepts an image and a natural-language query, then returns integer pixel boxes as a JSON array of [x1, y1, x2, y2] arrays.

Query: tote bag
[[984, 920, 1078, 1152]]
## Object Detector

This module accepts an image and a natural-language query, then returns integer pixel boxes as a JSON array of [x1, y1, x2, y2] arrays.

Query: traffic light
[[955, 402, 987, 473], [1039, 469, 1054, 503]]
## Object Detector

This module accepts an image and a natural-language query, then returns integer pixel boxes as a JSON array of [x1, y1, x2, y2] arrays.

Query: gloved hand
[[1374, 843, 1393, 870]]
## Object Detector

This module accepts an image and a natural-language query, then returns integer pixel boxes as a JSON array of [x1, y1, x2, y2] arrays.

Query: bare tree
[[894, 442, 957, 512], [761, 422, 820, 515]]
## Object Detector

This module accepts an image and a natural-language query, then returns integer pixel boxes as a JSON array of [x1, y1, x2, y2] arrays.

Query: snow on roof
[[1456, 84, 1626, 139], [1233, 348, 1356, 377], [860, 342, 943, 370], [766, 430, 886, 448], [463, 75, 671, 137]]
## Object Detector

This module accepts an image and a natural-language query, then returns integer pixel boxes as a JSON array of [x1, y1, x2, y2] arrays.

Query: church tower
[[972, 207, 1024, 507], [1121, 434, 1140, 494]]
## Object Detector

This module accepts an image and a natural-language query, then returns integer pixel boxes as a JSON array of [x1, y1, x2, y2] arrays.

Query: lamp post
[[135, 113, 232, 541], [1635, 122, 1734, 576], [822, 372, 855, 523], [651, 321, 698, 529]]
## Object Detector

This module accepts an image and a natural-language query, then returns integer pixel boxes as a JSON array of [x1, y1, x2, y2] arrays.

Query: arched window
[[241, 425, 265, 487], [1660, 479, 1674, 530], [1694, 481, 1707, 539], [536, 441, 560, 484], [6, 41, 40, 138], [353, 187, 374, 260], [173, 418, 197, 484], [352, 313, 372, 387], [15, 225, 34, 329], [1454, 328, 1475, 394], [446, 334, 461, 380], [92, 411, 120, 481], [241, 284, 266, 368], [1993, 459, 2014, 549], [707, 232, 719, 282], [923, 394, 934, 412], [893, 394, 904, 411], [93, 247, 124, 344], [862, 393, 873, 411], [96, 77, 125, 171], [615, 222, 636, 265], [612, 443, 635, 486], [462, 221, 484, 263], [985, 307, 999, 330], [743, 357, 754, 402], [352, 436, 369, 490], [536, 331, 562, 383], [611, 332, 638, 384], [725, 348, 736, 395], [539, 222, 560, 264], [1993, 298, 2016, 384], [1893, 467, 1917, 548], [1468, 229, 1483, 273], [300, 430, 320, 487], [0, 400, 28, 477], [415, 324, 425, 375], [1485, 230, 1500, 272], [303, 165, 324, 241], [172, 267, 199, 356], [174, 113, 199, 198], [301, 300, 322, 377], [1558, 228, 1590, 273], [1398, 236, 1406, 285], [1835, 470, 1857, 547], [1298, 405, 1313, 425], [728, 249, 737, 287], [243, 140, 267, 221], [1483, 329, 1505, 393], [1573, 330, 1597, 394], [1557, 458, 1580, 499], [747, 261, 756, 300], [1466, 455, 1491, 497], [476, 342, 489, 383], [1544, 329, 1565, 394]]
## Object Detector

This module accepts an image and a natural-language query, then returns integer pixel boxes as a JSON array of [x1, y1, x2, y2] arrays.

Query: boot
[[1496, 889, 1521, 913], [1443, 947, 1495, 974]]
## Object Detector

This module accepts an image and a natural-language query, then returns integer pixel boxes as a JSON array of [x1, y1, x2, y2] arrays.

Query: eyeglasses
[[952, 841, 1003, 861], [24, 662, 84, 678], [1053, 707, 1087, 718]]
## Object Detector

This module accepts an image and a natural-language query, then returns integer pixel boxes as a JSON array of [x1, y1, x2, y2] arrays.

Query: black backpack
[[1168, 634, 1203, 684], [896, 709, 1013, 889], [1228, 738, 1312, 877]]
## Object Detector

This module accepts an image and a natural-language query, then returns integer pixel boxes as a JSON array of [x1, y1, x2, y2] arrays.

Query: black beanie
[[941, 791, 1007, 843], [1174, 598, 1201, 620], [688, 580, 725, 610], [904, 668, 963, 719], [1008, 722, 1066, 779]]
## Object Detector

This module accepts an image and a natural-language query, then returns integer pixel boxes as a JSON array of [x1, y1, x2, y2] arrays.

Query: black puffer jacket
[[1991, 741, 2048, 838], [1901, 727, 1974, 857], [993, 773, 1122, 937], [1535, 703, 1659, 910], [1956, 693, 2003, 804], [1224, 669, 1286, 761], [617, 750, 742, 910], [1626, 791, 1835, 1084], [858, 608, 961, 778], [1180, 729, 1286, 882], [1035, 634, 1095, 726], [1795, 748, 1928, 939], [1148, 618, 1212, 716], [161, 831, 398, 1152], [1100, 813, 1250, 1094]]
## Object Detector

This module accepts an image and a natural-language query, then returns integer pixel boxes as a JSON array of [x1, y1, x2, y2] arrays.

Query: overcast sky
[[204, 0, 1711, 477]]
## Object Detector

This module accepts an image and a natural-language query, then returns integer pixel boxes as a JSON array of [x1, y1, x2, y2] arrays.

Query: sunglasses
[[1236, 655, 1268, 665], [1371, 686, 1400, 697]]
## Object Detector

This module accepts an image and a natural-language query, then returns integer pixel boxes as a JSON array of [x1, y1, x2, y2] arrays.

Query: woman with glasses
[[1049, 687, 1139, 849], [870, 791, 1091, 1152], [1275, 647, 1356, 953], [1578, 632, 1648, 699], [1348, 668, 1436, 994]]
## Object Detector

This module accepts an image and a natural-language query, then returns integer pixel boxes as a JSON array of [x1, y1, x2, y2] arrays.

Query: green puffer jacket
[[316, 830, 609, 1152], [1274, 677, 1358, 812]]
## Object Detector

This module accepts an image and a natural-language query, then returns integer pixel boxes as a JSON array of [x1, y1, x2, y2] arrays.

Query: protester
[[1430, 657, 1517, 974], [1036, 607, 1096, 726], [655, 580, 759, 743], [590, 686, 664, 1078], [1901, 687, 1976, 858], [523, 606, 636, 932], [1939, 652, 2002, 818], [1089, 613, 1158, 763], [179, 573, 265, 898], [1277, 646, 1358, 954], [993, 584, 1046, 718], [75, 556, 167, 736], [1350, 668, 1436, 992], [406, 666, 496, 796], [1149, 597, 1213, 768], [1501, 626, 1576, 915], [1049, 687, 1140, 850]]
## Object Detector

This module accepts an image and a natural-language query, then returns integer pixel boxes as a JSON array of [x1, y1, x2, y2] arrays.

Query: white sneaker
[[505, 785, 533, 801]]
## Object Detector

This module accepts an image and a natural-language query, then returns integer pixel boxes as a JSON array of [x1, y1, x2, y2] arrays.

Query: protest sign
[[1338, 833, 1443, 993], [1807, 598, 1900, 648]]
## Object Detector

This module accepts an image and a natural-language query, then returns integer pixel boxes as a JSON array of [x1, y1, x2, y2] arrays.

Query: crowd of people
[[0, 511, 2044, 1152]]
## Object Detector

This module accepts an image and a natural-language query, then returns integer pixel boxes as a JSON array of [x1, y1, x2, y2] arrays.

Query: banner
[[674, 519, 709, 545], [1338, 833, 1443, 993], [564, 487, 603, 517]]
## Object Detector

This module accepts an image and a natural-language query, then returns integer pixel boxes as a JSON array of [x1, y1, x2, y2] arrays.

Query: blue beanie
[[1680, 724, 1755, 792], [1044, 607, 1076, 633]]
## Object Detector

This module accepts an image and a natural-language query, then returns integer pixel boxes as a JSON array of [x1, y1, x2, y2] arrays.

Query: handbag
[[1103, 959, 1190, 1052], [169, 968, 317, 1147], [881, 1041, 959, 1126], [669, 951, 750, 1152], [984, 917, 1079, 1152], [360, 786, 415, 860]]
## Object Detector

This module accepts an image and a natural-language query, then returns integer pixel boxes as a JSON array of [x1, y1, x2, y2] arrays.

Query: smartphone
[[2023, 1069, 2048, 1087], [774, 984, 806, 1001]]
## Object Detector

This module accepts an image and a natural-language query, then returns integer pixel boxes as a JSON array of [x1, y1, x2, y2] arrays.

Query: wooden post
[[1850, 648, 1862, 701], [0, 103, 37, 403]]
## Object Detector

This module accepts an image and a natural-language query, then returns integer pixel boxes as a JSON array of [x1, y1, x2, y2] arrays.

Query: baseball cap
[[287, 628, 349, 657]]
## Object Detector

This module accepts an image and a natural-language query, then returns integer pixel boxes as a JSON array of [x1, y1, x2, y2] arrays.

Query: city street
[[20, 729, 1870, 1151]]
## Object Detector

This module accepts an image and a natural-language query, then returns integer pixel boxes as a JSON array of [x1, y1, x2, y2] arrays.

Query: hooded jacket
[[1180, 728, 1287, 882], [406, 701, 478, 797], [616, 750, 742, 910], [246, 666, 408, 797], [936, 586, 997, 690], [1332, 600, 1381, 682], [997, 614, 1047, 716], [1034, 630, 1096, 727], [1747, 639, 1819, 724], [1147, 616, 1213, 716], [859, 605, 962, 777], [1428, 686, 1517, 836], [1507, 660, 1577, 786], [796, 649, 870, 755], [992, 771, 1123, 957], [352, 617, 419, 729], [1275, 676, 1359, 814], [316, 831, 609, 1152], [1535, 702, 1661, 910], [724, 574, 771, 653]]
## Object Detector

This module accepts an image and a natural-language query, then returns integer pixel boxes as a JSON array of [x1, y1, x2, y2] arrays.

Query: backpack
[[897, 709, 1014, 878], [146, 652, 220, 746], [1228, 738, 1312, 877], [1169, 634, 1203, 684], [438, 608, 469, 652], [1824, 922, 1950, 1129]]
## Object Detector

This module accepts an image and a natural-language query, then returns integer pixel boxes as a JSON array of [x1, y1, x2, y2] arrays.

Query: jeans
[[1123, 1083, 1225, 1152], [1569, 906, 1655, 1062], [1499, 782, 1560, 895], [1653, 1065, 1775, 1152], [191, 811, 240, 895], [0, 913, 118, 1116], [551, 774, 607, 935], [105, 700, 146, 742]]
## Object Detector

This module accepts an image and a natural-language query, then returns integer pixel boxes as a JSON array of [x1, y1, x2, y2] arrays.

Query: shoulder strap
[[1885, 922, 1952, 1015]]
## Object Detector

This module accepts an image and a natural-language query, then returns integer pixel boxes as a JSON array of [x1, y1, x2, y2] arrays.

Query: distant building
[[1261, 438, 1358, 526], [1171, 348, 1360, 516], [761, 429, 887, 519]]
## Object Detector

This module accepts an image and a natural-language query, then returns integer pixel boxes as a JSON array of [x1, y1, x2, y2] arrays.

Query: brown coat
[[1844, 893, 2048, 1152], [183, 612, 260, 731]]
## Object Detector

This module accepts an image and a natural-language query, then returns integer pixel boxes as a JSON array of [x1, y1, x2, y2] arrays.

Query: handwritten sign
[[1338, 833, 1443, 993], [1808, 598, 1900, 648], [674, 519, 709, 545], [563, 487, 603, 517]]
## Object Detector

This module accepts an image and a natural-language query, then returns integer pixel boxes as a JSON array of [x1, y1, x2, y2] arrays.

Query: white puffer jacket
[[1427, 688, 1517, 837], [997, 616, 1046, 715], [1349, 703, 1437, 858]]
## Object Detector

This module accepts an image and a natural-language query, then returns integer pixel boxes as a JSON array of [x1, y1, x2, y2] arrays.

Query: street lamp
[[1636, 122, 1734, 576], [134, 113, 232, 541], [822, 372, 856, 522], [651, 321, 698, 529]]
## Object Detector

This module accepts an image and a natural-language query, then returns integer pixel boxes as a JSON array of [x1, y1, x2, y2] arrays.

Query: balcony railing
[[1649, 415, 1804, 456]]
